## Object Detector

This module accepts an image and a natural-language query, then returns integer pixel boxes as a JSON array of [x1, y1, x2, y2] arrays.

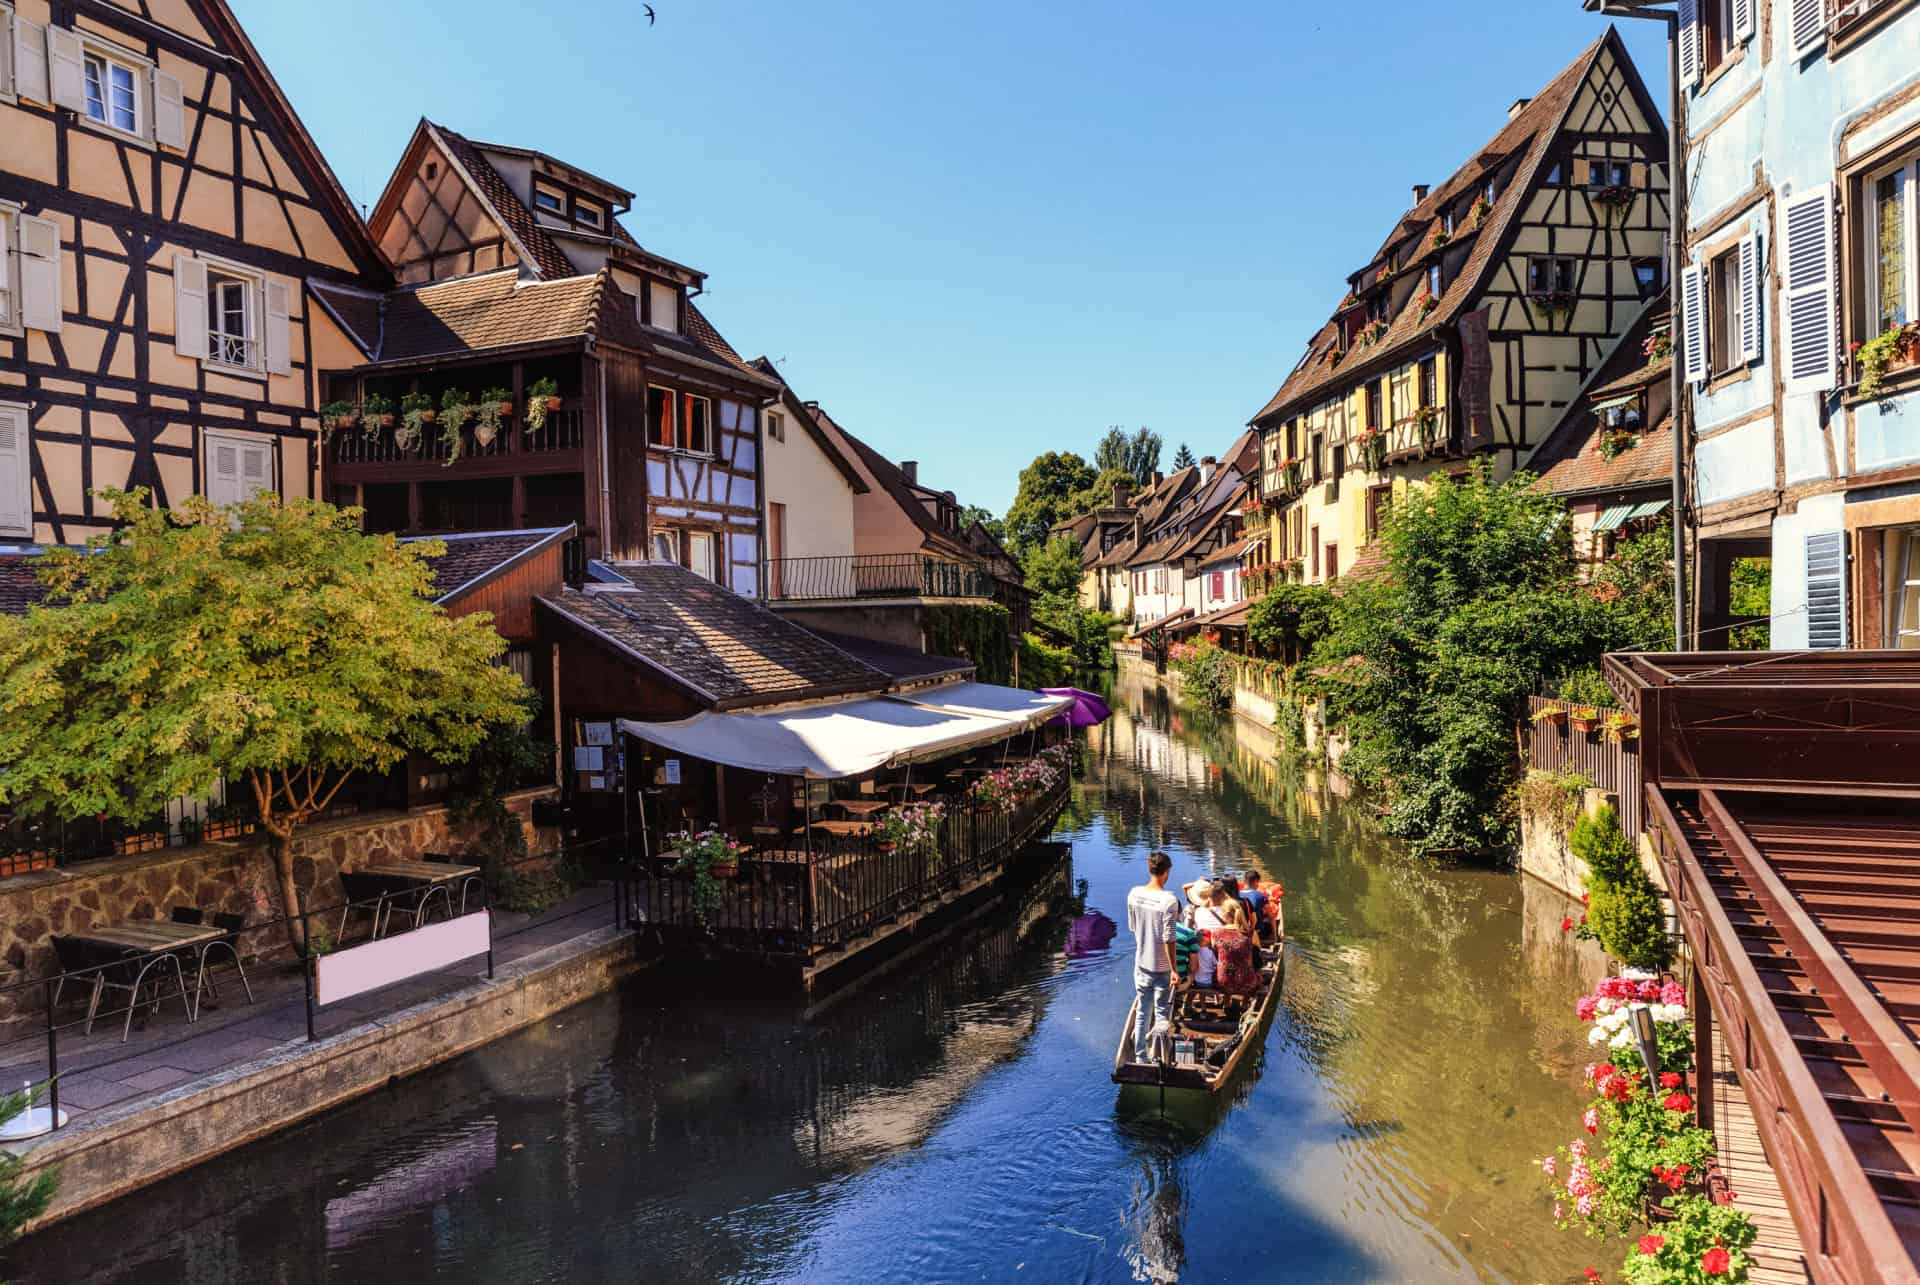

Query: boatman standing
[[1127, 850, 1180, 1063]]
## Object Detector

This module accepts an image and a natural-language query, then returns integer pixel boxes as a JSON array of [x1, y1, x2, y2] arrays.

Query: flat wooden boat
[[1111, 926, 1286, 1094]]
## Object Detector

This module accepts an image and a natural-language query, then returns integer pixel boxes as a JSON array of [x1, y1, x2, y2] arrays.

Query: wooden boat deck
[[1712, 1024, 1813, 1285]]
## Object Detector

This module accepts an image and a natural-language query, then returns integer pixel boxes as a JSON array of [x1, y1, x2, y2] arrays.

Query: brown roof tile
[[539, 565, 887, 709], [0, 555, 53, 615], [1532, 301, 1675, 496], [429, 122, 578, 281], [1249, 34, 1625, 426], [374, 268, 634, 364], [401, 527, 572, 603]]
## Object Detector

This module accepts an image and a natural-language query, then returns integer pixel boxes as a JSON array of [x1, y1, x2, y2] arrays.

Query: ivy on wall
[[925, 603, 1014, 686]]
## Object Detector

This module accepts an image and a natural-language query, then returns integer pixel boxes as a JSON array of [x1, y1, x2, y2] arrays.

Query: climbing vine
[[925, 603, 1013, 685]]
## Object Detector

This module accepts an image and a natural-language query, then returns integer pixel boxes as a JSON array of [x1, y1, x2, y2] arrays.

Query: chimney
[[1199, 455, 1217, 484], [1412, 183, 1430, 203], [1508, 97, 1531, 120], [900, 460, 918, 484], [1153, 470, 1164, 486], [1112, 480, 1129, 508]]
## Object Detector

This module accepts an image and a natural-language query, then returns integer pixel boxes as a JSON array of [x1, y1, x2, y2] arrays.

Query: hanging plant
[[1359, 318, 1390, 347], [525, 376, 560, 432], [397, 392, 433, 452], [1415, 404, 1442, 435], [475, 385, 513, 448], [1430, 228, 1451, 250], [1853, 321, 1920, 400], [361, 393, 395, 431], [1415, 288, 1439, 321], [1592, 184, 1635, 220], [1642, 330, 1673, 363], [1530, 289, 1578, 322], [1470, 195, 1492, 227], [1352, 424, 1385, 470], [1596, 425, 1640, 461], [318, 400, 356, 444], [439, 388, 473, 465]]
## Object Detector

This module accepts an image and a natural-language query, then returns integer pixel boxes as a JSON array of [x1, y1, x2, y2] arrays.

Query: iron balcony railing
[[331, 403, 585, 467], [619, 773, 1069, 956], [764, 553, 997, 602]]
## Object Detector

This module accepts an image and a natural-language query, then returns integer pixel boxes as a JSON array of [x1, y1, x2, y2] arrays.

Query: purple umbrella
[[1042, 686, 1112, 728]]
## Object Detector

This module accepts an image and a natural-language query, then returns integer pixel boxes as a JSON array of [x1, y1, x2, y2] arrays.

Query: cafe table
[[358, 858, 483, 927], [74, 919, 225, 1020]]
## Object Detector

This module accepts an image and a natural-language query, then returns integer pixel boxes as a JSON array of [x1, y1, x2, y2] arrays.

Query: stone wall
[[0, 787, 558, 1028]]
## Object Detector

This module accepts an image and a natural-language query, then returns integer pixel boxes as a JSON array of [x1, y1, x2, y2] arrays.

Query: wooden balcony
[[330, 401, 587, 481], [1381, 407, 1454, 465]]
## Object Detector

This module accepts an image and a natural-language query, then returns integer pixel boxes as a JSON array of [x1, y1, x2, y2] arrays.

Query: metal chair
[[423, 852, 485, 915], [50, 935, 190, 1042], [171, 906, 253, 1005], [337, 871, 392, 943]]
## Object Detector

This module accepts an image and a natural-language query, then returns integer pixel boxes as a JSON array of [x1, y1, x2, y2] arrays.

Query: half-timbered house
[[1248, 30, 1670, 586], [328, 119, 778, 590], [0, 0, 390, 547]]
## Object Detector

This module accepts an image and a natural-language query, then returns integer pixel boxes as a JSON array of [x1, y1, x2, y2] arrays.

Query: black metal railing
[[331, 404, 585, 467], [620, 774, 1069, 955], [0, 799, 257, 880], [764, 553, 998, 602]]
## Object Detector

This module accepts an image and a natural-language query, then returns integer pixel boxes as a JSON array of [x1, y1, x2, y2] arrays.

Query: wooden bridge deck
[[1712, 1028, 1812, 1285]]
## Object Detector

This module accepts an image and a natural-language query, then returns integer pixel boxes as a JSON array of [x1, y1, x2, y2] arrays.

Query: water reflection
[[9, 671, 1600, 1284]]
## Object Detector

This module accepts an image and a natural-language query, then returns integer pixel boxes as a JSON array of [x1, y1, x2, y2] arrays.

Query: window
[[1709, 249, 1744, 374], [1325, 543, 1339, 582], [208, 269, 254, 369], [767, 410, 785, 442], [1309, 434, 1324, 482], [82, 49, 138, 134], [532, 186, 565, 215], [1210, 571, 1225, 600], [1419, 356, 1439, 408], [1310, 526, 1320, 578], [1365, 381, 1382, 432], [1867, 156, 1915, 337], [682, 394, 711, 454], [1366, 484, 1392, 539], [203, 428, 273, 507], [1529, 256, 1577, 294], [688, 531, 715, 581], [0, 208, 13, 329], [1544, 158, 1564, 185], [1442, 208, 1455, 236], [1427, 263, 1442, 298], [647, 385, 675, 448], [1634, 258, 1665, 301], [650, 528, 679, 563], [1587, 159, 1632, 188], [574, 200, 603, 230], [1700, 0, 1733, 77], [1890, 528, 1920, 649], [0, 400, 30, 537], [648, 280, 678, 332]]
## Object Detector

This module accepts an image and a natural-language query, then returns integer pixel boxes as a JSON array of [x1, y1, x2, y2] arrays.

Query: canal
[[10, 672, 1601, 1284]]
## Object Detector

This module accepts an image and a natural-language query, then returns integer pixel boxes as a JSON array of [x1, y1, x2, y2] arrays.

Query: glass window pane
[[1875, 170, 1908, 333], [109, 64, 136, 131], [84, 58, 106, 122]]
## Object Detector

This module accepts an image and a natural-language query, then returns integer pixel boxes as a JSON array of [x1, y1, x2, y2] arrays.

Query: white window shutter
[[263, 278, 291, 374], [207, 439, 239, 506], [649, 281, 677, 332], [1678, 0, 1701, 88], [1738, 232, 1762, 364], [16, 214, 61, 333], [0, 403, 31, 537], [12, 15, 46, 105], [1790, 0, 1827, 58], [173, 252, 206, 358], [45, 26, 83, 115], [1782, 185, 1836, 391], [1804, 530, 1848, 649], [1680, 260, 1709, 385], [239, 440, 271, 498], [0, 214, 11, 303], [151, 68, 185, 150], [0, 9, 13, 99], [1733, 0, 1755, 43]]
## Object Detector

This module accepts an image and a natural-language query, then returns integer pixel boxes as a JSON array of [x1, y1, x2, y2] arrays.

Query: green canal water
[[10, 672, 1607, 1283]]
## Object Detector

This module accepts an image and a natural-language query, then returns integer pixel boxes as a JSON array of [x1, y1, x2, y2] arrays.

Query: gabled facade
[[1053, 479, 1137, 612], [1671, 0, 1920, 652], [0, 0, 391, 546], [747, 357, 866, 579], [1249, 30, 1670, 587], [1089, 466, 1201, 622], [335, 121, 778, 586], [1127, 438, 1258, 629]]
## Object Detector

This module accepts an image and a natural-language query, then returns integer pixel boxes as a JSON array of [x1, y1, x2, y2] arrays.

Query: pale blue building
[[1677, 0, 1920, 648]]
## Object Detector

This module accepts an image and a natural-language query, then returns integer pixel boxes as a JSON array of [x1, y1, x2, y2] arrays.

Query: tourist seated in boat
[[1238, 872, 1268, 926], [1191, 930, 1217, 988], [1183, 878, 1249, 937]]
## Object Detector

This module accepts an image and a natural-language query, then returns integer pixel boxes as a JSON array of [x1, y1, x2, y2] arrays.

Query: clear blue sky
[[248, 2, 1670, 517]]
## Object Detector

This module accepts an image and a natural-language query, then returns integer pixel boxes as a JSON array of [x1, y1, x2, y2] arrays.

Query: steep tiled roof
[[538, 564, 888, 709], [308, 280, 384, 358], [1089, 467, 1201, 569], [816, 410, 979, 561], [1531, 301, 1675, 497], [0, 555, 52, 615], [429, 122, 578, 281], [1250, 34, 1628, 426], [656, 301, 779, 387], [371, 268, 650, 364], [401, 527, 572, 603]]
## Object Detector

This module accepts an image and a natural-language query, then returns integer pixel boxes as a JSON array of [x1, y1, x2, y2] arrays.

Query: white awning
[[618, 683, 1068, 780], [897, 681, 1070, 726]]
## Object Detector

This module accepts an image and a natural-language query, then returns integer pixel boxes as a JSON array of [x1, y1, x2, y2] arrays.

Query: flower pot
[[419, 409, 437, 425], [377, 414, 395, 429], [498, 400, 515, 416], [544, 395, 564, 412], [1569, 707, 1600, 733], [1533, 704, 1568, 728], [333, 415, 357, 431], [709, 861, 738, 879]]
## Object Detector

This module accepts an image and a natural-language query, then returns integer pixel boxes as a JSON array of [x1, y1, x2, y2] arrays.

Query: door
[[768, 500, 787, 597]]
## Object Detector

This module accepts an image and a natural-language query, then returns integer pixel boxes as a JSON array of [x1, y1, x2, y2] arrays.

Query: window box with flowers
[[879, 801, 946, 858], [1358, 318, 1390, 348], [1414, 404, 1442, 441], [1592, 184, 1635, 220], [1374, 265, 1392, 285], [1470, 195, 1492, 228], [1851, 321, 1920, 400], [1596, 425, 1640, 460], [1352, 424, 1385, 470], [1602, 711, 1639, 743], [1530, 289, 1579, 321], [1279, 456, 1305, 492], [1414, 288, 1438, 321], [1568, 704, 1601, 733], [1531, 700, 1569, 728], [1642, 330, 1672, 363], [1430, 228, 1451, 250], [669, 826, 750, 929]]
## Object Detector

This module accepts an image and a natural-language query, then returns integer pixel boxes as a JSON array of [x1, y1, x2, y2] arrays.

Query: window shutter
[[239, 439, 271, 499], [1782, 185, 1836, 391], [263, 278, 291, 374], [12, 15, 46, 105], [0, 403, 31, 537], [151, 68, 185, 149], [649, 281, 677, 332], [1680, 260, 1708, 385], [45, 25, 83, 115], [16, 214, 61, 333], [1677, 0, 1701, 88], [0, 214, 11, 303], [0, 8, 13, 99], [1804, 530, 1848, 649], [1789, 0, 1827, 58], [1738, 232, 1762, 364], [1732, 0, 1755, 43], [173, 252, 206, 358], [207, 438, 240, 506]]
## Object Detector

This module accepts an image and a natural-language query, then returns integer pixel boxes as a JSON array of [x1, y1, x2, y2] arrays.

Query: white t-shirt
[[1193, 903, 1234, 933], [1127, 883, 1179, 974]]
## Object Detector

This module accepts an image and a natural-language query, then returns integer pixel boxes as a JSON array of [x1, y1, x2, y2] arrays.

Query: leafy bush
[[926, 603, 1013, 684], [1020, 632, 1074, 689], [1168, 636, 1235, 710], [1589, 878, 1670, 971], [0, 1084, 56, 1244], [1571, 803, 1638, 886], [1246, 582, 1337, 661], [1556, 666, 1618, 710], [1620, 1195, 1756, 1284]]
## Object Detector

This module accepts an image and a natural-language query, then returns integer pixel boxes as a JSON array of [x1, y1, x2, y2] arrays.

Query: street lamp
[[1582, 0, 1689, 651]]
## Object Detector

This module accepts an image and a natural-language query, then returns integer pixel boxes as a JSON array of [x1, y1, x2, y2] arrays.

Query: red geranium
[[1663, 1091, 1693, 1113], [1701, 1245, 1732, 1275], [1637, 1233, 1665, 1255], [1560, 916, 1574, 932], [1659, 1071, 1683, 1089], [1584, 1270, 1601, 1281]]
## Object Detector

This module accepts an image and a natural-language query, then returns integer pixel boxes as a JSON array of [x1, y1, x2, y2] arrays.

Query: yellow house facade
[[1251, 30, 1669, 585]]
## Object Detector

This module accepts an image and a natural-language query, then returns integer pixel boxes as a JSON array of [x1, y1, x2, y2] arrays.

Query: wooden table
[[835, 800, 891, 819], [810, 819, 877, 838], [359, 859, 483, 928], [897, 783, 938, 798], [74, 920, 224, 1020]]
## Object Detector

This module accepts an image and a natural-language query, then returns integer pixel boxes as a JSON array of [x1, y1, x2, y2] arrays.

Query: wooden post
[[1692, 963, 1715, 1132]]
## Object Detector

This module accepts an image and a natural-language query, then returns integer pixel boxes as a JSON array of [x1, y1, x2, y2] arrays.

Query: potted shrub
[[669, 827, 750, 928], [1531, 700, 1569, 728], [1568, 704, 1601, 733], [439, 388, 473, 465], [362, 393, 395, 430], [474, 386, 513, 448], [397, 392, 433, 451], [1853, 320, 1920, 399], [525, 376, 561, 432]]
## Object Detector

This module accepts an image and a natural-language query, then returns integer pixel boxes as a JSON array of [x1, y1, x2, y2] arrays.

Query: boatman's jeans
[[1134, 966, 1172, 1062]]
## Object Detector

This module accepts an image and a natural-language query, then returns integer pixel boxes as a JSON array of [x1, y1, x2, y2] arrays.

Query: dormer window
[[647, 280, 678, 333], [574, 200, 603, 230], [532, 186, 565, 215]]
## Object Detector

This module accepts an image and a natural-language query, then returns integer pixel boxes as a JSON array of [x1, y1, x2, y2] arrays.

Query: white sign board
[[663, 758, 681, 785], [583, 722, 614, 747], [315, 911, 491, 1006], [573, 746, 604, 771]]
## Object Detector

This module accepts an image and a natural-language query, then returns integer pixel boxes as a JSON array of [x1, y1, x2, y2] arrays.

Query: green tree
[[957, 504, 1005, 545], [1004, 451, 1097, 557], [1246, 582, 1337, 662], [1093, 426, 1161, 487], [1591, 521, 1676, 652], [0, 1084, 56, 1248], [1171, 442, 1196, 470], [1728, 556, 1771, 649], [0, 490, 533, 945], [1022, 534, 1085, 601]]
